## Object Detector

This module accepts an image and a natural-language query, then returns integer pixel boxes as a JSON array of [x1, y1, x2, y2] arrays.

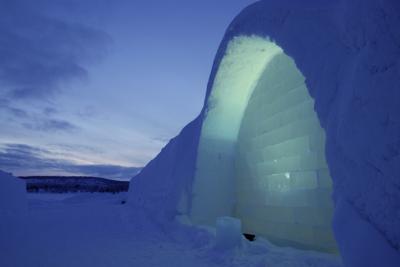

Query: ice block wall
[[190, 36, 336, 252], [234, 52, 335, 252]]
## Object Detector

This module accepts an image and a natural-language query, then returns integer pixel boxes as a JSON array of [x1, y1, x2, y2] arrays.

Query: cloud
[[49, 143, 103, 154], [152, 135, 172, 143], [0, 98, 27, 119], [0, 97, 79, 132], [8, 107, 29, 118], [65, 164, 141, 180], [22, 119, 79, 132], [43, 107, 58, 116], [0, 0, 111, 100], [0, 144, 57, 170], [0, 143, 141, 180]]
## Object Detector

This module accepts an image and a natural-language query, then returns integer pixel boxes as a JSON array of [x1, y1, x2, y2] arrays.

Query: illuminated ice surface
[[191, 37, 283, 225], [235, 49, 335, 252], [191, 36, 335, 252]]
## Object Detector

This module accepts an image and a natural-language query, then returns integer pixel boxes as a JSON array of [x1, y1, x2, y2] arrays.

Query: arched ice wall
[[190, 38, 283, 225], [129, 0, 400, 263], [189, 36, 336, 252], [235, 49, 335, 252]]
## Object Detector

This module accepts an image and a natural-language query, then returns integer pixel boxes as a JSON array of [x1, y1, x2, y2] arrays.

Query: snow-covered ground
[[0, 191, 342, 267]]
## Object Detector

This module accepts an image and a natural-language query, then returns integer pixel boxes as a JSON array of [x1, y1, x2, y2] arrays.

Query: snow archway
[[190, 36, 336, 252], [130, 1, 400, 263]]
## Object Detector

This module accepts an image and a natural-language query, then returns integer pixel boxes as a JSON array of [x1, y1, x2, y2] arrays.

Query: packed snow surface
[[0, 192, 342, 267]]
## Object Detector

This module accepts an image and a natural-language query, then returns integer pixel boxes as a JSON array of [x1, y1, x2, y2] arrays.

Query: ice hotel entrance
[[190, 36, 337, 252]]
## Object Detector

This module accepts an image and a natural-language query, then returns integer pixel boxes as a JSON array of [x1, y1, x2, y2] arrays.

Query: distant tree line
[[19, 176, 129, 193]]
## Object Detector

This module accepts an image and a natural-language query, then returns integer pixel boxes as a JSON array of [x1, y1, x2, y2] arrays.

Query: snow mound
[[0, 170, 27, 215]]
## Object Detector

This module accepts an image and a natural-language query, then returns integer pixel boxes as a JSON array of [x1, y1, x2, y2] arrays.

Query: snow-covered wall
[[128, 118, 202, 221], [129, 0, 400, 263]]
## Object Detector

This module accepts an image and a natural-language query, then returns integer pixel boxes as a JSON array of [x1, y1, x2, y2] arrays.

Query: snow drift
[[129, 0, 400, 265], [0, 170, 27, 214]]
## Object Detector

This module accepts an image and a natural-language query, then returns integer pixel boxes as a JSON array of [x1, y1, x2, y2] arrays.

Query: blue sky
[[0, 0, 255, 178]]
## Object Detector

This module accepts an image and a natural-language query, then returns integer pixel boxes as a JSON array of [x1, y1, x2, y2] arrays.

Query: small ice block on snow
[[216, 216, 242, 249]]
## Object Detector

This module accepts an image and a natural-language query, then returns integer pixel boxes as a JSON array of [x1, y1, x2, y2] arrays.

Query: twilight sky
[[0, 0, 256, 179]]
